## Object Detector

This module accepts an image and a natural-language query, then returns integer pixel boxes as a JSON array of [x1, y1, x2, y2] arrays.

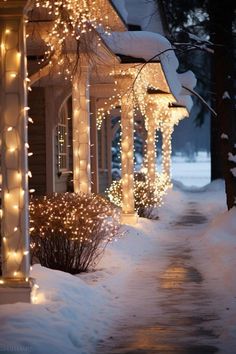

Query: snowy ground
[[171, 151, 211, 187], [135, 151, 211, 186], [158, 151, 211, 187], [0, 179, 236, 354]]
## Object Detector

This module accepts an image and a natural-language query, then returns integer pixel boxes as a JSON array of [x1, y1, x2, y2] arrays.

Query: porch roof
[[102, 31, 197, 112]]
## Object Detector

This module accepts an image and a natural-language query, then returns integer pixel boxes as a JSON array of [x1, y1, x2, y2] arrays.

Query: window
[[57, 105, 69, 172]]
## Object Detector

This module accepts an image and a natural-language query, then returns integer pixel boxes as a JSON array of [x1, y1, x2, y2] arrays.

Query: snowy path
[[1, 182, 235, 354], [96, 201, 220, 354]]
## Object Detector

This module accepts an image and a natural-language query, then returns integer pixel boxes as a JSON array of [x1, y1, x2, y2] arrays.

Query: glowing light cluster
[[96, 63, 173, 129], [96, 65, 148, 129], [161, 123, 174, 184], [107, 172, 170, 215], [97, 94, 120, 130], [72, 65, 91, 193], [29, 192, 122, 273], [34, 0, 111, 68], [120, 91, 136, 215], [0, 21, 31, 284], [95, 65, 189, 221]]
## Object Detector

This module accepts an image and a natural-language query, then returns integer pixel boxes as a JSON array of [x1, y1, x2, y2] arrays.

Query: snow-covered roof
[[111, 0, 128, 23], [176, 95, 194, 112], [124, 0, 165, 34], [103, 31, 188, 102], [103, 31, 197, 113], [178, 71, 197, 96]]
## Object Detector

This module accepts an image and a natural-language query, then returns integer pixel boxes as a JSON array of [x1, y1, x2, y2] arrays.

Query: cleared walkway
[[97, 203, 220, 354]]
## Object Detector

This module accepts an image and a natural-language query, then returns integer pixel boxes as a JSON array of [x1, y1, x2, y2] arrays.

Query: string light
[[0, 20, 30, 282], [72, 66, 91, 193], [32, 0, 114, 81], [29, 193, 122, 274], [107, 172, 169, 213]]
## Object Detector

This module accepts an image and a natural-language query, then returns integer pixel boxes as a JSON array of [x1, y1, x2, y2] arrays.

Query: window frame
[[57, 104, 69, 173]]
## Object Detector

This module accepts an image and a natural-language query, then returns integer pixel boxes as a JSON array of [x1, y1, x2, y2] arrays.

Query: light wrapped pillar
[[120, 90, 138, 225], [72, 63, 91, 194], [146, 108, 156, 184], [0, 0, 32, 304], [90, 97, 99, 194], [161, 123, 173, 184]]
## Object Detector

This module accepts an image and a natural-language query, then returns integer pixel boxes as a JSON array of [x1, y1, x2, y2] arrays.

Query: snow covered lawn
[[171, 152, 211, 187], [0, 180, 235, 354], [156, 151, 211, 187]]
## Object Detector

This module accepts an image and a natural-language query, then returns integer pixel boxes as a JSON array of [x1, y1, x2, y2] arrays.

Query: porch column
[[146, 111, 156, 184], [90, 97, 99, 194], [0, 0, 32, 304], [72, 62, 91, 194], [161, 123, 173, 183], [120, 85, 138, 225], [106, 117, 112, 186]]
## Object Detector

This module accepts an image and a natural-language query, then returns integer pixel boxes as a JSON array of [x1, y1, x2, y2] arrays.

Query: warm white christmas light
[[72, 62, 91, 194], [0, 15, 30, 282]]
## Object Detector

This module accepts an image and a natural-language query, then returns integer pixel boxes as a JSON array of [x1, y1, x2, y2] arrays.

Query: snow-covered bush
[[107, 172, 169, 218], [30, 193, 121, 274]]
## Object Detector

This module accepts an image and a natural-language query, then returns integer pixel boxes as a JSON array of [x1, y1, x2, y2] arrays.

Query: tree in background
[[207, 0, 236, 209], [160, 0, 236, 209]]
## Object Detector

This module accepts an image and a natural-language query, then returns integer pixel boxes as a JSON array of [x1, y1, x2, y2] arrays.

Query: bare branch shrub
[[30, 193, 121, 274]]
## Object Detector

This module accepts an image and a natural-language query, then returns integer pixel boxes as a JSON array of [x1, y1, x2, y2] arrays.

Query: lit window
[[57, 105, 69, 172]]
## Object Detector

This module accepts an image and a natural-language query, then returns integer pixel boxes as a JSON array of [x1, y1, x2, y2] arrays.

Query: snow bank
[[1, 180, 231, 354], [198, 207, 236, 294], [194, 205, 236, 354], [0, 265, 110, 354], [0, 221, 161, 354], [157, 187, 188, 222], [173, 178, 224, 193], [173, 179, 226, 217]]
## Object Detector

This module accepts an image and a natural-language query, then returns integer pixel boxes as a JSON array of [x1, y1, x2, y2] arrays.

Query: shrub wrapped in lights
[[107, 172, 170, 218], [29, 193, 121, 274]]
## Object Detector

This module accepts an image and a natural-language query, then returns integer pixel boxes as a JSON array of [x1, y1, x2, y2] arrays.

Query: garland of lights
[[33, 0, 111, 80], [0, 19, 35, 285], [161, 123, 174, 184], [96, 63, 176, 129], [107, 172, 170, 213], [96, 65, 155, 129]]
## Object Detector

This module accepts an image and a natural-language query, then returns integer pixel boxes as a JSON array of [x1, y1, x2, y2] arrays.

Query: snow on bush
[[30, 193, 121, 274]]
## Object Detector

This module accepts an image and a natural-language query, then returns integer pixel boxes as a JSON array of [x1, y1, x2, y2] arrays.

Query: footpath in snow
[[0, 180, 236, 354]]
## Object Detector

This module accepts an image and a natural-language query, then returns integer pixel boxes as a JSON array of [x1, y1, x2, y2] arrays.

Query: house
[[0, 0, 195, 304]]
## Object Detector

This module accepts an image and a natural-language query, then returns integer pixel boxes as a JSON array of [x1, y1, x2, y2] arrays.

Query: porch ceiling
[[27, 0, 126, 32], [29, 29, 120, 86]]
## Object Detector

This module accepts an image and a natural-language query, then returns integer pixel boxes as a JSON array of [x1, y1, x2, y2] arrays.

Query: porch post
[[90, 97, 99, 194], [146, 108, 156, 184], [120, 83, 138, 225], [106, 117, 112, 186], [161, 123, 173, 183], [72, 62, 91, 194], [0, 0, 32, 304]]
